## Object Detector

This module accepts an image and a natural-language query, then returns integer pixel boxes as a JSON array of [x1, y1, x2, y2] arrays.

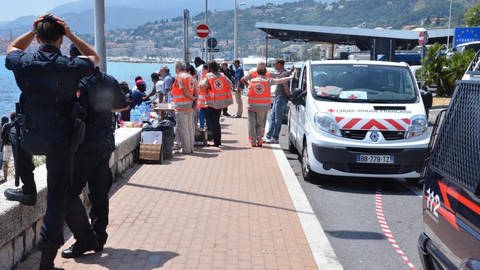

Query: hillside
[[0, 0, 475, 58], [0, 0, 302, 35], [99, 0, 475, 59]]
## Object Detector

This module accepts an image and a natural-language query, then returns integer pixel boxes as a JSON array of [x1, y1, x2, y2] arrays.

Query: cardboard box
[[139, 143, 163, 163]]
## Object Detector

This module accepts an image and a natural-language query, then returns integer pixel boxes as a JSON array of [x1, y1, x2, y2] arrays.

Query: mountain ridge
[[0, 0, 319, 34]]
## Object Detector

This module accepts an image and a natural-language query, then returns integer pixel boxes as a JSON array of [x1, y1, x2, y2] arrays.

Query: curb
[[271, 145, 343, 269]]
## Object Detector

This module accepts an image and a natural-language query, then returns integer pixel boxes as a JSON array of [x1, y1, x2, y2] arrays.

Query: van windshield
[[311, 64, 418, 104]]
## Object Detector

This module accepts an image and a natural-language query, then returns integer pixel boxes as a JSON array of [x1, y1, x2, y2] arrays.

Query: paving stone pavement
[[15, 105, 318, 270]]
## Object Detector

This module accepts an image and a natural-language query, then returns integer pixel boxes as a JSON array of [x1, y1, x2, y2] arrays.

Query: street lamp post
[[234, 1, 246, 60], [447, 0, 453, 49], [204, 0, 208, 61], [94, 0, 107, 72], [234, 0, 238, 60]]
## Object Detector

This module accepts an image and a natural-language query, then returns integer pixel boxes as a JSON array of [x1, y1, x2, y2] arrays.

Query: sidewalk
[[16, 107, 319, 270]]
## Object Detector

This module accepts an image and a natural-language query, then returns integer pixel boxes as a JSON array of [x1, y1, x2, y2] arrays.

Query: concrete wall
[[0, 127, 141, 270]]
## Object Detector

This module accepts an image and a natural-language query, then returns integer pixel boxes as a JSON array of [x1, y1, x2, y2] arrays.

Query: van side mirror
[[291, 88, 306, 106]]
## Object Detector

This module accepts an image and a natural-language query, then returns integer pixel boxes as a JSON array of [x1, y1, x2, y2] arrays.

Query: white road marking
[[272, 145, 343, 269]]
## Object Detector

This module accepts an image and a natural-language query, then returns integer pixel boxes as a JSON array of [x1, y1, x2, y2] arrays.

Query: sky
[[0, 0, 77, 21]]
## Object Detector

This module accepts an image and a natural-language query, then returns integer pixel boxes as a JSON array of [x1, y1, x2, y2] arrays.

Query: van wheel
[[301, 143, 317, 182]]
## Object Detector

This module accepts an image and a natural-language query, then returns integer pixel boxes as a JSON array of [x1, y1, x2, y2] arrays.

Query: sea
[[0, 56, 174, 117]]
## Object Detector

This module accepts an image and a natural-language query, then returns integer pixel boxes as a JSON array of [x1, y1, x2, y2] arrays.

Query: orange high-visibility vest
[[250, 70, 270, 79], [206, 75, 233, 109], [197, 73, 208, 109], [247, 78, 271, 112], [172, 72, 194, 111]]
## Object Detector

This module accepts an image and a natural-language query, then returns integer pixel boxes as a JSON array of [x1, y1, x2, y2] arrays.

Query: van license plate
[[356, 154, 394, 164]]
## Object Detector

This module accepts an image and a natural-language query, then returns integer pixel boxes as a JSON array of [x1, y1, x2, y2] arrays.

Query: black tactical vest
[[16, 52, 81, 153]]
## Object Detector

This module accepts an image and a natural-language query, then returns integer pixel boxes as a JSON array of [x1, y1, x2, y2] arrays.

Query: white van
[[289, 60, 431, 181]]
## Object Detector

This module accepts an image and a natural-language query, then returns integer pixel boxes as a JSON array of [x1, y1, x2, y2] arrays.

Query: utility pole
[[265, 31, 269, 65], [205, 0, 208, 61], [447, 0, 453, 49], [183, 9, 190, 64], [94, 0, 107, 72], [234, 0, 238, 60]]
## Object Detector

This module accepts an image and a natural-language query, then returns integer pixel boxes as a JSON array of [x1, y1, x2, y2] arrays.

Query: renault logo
[[370, 131, 380, 142]]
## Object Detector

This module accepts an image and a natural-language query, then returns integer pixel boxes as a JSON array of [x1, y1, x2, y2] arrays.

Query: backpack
[[78, 69, 118, 151]]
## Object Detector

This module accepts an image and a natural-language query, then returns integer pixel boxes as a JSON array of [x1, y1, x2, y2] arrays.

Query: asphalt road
[[277, 108, 444, 270]]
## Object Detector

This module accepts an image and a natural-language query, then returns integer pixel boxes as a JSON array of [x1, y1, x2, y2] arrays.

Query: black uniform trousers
[[65, 148, 113, 246], [17, 144, 75, 248], [206, 107, 222, 146]]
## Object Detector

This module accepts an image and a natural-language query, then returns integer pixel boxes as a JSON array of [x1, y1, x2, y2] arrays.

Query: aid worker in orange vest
[[240, 61, 270, 87], [201, 61, 233, 147], [172, 61, 196, 154], [245, 67, 294, 147]]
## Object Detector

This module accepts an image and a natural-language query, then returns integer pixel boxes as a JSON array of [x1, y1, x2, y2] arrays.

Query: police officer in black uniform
[[4, 14, 98, 269], [61, 45, 129, 258]]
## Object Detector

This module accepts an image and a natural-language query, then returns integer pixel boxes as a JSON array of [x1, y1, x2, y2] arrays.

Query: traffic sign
[[418, 31, 429, 45], [453, 27, 480, 47], [196, 24, 209, 38], [207, 37, 217, 49]]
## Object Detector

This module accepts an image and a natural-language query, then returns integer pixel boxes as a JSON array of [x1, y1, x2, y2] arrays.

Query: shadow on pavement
[[217, 145, 251, 151], [190, 152, 218, 158], [311, 177, 418, 196], [325, 230, 385, 240], [126, 182, 314, 215], [221, 139, 239, 144], [73, 248, 178, 269]]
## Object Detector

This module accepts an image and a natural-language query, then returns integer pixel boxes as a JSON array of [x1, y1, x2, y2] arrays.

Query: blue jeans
[[199, 108, 206, 129], [266, 95, 288, 140]]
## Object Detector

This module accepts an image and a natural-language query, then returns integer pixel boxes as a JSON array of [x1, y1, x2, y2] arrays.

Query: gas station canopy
[[256, 22, 453, 52]]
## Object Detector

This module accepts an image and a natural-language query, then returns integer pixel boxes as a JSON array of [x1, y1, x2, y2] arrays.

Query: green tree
[[443, 50, 475, 95], [423, 43, 475, 97], [464, 3, 480, 26], [423, 43, 448, 96]]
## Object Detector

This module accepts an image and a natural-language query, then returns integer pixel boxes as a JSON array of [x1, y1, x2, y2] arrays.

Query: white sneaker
[[266, 138, 279, 144]]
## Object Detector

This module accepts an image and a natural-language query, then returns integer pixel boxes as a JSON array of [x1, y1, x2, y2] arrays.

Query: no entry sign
[[418, 31, 429, 45], [196, 24, 210, 38]]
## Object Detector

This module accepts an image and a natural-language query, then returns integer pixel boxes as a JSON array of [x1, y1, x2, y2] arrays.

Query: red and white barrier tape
[[375, 189, 416, 270]]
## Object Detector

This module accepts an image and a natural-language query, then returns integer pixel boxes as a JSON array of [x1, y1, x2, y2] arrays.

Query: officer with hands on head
[[4, 14, 98, 269], [61, 45, 129, 259]]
